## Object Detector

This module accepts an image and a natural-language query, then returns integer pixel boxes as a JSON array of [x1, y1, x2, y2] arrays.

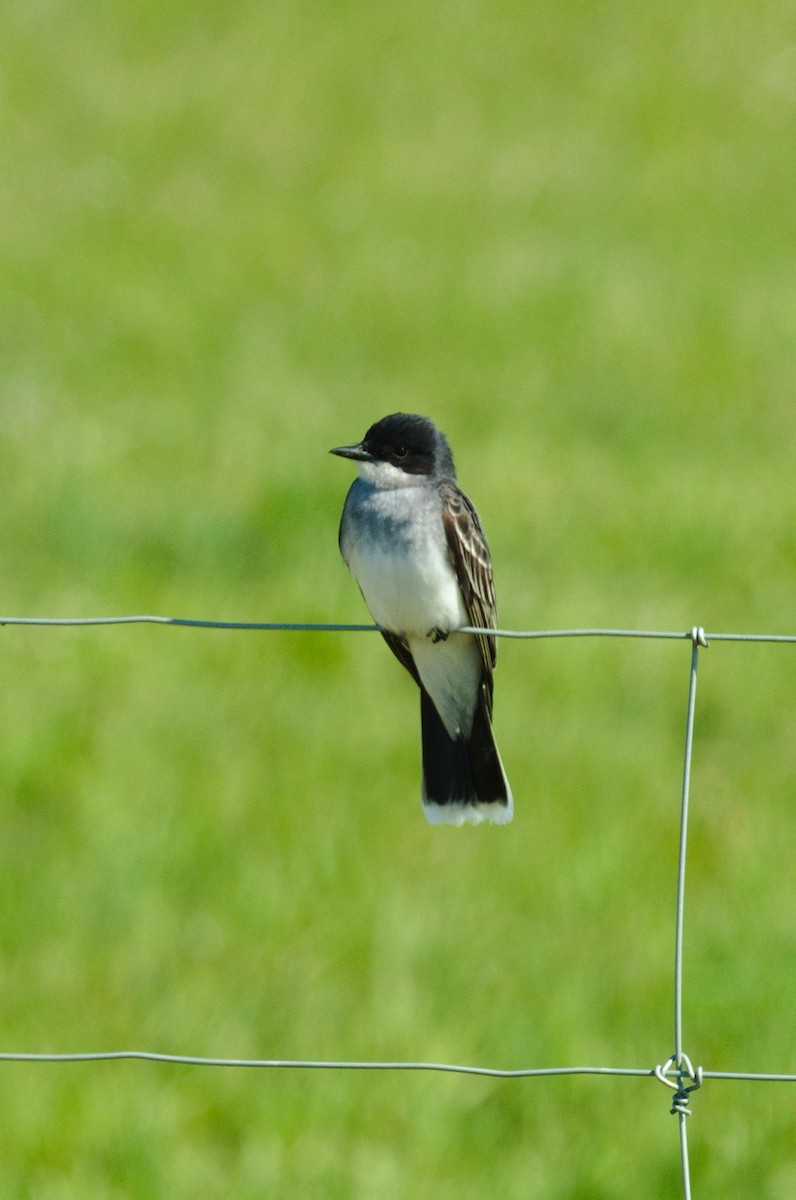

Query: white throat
[[357, 459, 419, 490]]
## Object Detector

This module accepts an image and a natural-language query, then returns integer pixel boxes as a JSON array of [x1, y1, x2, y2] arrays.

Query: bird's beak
[[330, 443, 373, 462]]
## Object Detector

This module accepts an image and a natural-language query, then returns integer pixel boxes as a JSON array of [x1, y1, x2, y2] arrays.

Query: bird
[[331, 412, 512, 826]]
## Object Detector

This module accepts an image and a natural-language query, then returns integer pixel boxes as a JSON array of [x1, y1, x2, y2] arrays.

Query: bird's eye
[[394, 445, 408, 458]]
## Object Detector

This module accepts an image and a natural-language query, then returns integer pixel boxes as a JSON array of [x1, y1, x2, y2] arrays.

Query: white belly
[[347, 535, 467, 636]]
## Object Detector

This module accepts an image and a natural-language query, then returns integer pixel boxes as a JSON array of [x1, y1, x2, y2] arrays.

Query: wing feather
[[439, 481, 497, 706], [380, 629, 421, 686]]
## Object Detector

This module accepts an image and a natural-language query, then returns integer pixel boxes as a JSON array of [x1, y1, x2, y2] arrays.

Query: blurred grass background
[[2, 0, 796, 1195]]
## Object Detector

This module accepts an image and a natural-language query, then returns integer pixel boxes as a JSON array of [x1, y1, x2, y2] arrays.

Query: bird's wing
[[439, 480, 497, 701], [379, 629, 422, 686]]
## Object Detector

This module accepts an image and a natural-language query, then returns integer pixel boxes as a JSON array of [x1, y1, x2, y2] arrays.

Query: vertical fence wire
[[673, 628, 706, 1200]]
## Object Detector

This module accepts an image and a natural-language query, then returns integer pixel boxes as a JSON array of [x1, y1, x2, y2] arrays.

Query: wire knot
[[655, 1054, 703, 1117], [690, 626, 709, 648]]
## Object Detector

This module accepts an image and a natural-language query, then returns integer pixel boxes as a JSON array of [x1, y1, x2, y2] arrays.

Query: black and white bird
[[331, 413, 512, 826]]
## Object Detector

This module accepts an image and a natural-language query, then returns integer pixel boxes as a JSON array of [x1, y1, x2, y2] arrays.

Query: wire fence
[[2, 615, 796, 1198]]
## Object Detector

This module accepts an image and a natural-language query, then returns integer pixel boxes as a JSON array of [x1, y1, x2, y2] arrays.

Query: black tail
[[420, 686, 512, 826]]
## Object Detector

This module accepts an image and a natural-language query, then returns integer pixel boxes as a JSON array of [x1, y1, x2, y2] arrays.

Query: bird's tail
[[420, 687, 513, 826]]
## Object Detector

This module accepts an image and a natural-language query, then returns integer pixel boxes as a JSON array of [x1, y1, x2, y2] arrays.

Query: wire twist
[[656, 1055, 703, 1117]]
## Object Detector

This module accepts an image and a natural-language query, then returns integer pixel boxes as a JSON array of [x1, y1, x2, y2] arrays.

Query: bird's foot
[[427, 626, 449, 643]]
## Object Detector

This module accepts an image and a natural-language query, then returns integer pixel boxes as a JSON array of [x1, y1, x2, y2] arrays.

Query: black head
[[330, 413, 455, 479]]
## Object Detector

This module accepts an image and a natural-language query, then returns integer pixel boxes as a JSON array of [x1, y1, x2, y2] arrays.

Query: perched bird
[[331, 413, 512, 826]]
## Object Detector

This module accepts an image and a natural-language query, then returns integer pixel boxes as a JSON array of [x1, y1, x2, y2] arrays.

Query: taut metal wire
[[2, 615, 796, 1198]]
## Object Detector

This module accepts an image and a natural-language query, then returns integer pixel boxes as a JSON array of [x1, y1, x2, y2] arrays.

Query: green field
[[2, 1, 796, 1195]]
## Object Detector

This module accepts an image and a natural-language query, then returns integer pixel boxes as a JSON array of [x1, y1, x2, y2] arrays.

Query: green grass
[[2, 0, 796, 1195]]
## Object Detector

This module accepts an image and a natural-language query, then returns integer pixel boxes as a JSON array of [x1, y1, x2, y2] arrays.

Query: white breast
[[341, 480, 466, 636]]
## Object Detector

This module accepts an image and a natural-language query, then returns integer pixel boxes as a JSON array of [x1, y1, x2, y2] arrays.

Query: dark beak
[[330, 443, 373, 462]]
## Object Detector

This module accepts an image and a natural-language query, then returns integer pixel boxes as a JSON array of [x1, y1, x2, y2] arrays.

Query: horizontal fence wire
[[0, 1051, 794, 1084], [2, 614, 796, 642], [2, 616, 796, 1198]]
